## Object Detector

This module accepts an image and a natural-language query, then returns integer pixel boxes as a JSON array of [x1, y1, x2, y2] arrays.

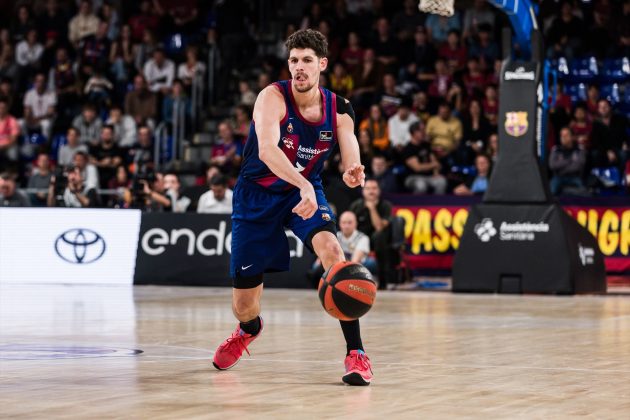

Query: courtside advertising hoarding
[[0, 208, 141, 285]]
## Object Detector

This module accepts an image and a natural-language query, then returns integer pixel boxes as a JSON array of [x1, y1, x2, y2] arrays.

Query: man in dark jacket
[[591, 99, 629, 173], [549, 126, 586, 195]]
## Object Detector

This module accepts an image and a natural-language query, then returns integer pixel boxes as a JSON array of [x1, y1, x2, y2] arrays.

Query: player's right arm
[[254, 86, 317, 220]]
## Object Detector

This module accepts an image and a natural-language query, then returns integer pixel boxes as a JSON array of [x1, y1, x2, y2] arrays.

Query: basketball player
[[212, 30, 372, 386]]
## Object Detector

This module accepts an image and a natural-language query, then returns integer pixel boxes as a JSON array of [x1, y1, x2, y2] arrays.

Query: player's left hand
[[343, 163, 365, 188]]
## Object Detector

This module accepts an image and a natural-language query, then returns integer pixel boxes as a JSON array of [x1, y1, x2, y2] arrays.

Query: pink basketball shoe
[[212, 317, 264, 370], [342, 349, 372, 385]]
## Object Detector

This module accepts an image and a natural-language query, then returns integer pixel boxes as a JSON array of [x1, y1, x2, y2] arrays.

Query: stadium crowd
[[0, 0, 628, 211]]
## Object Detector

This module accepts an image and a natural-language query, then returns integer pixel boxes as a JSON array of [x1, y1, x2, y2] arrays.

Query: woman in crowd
[[486, 133, 498, 162], [357, 129, 375, 175], [330, 62, 353, 97], [359, 104, 389, 151], [454, 153, 492, 195], [110, 24, 136, 83], [108, 164, 132, 208], [233, 105, 252, 140], [461, 99, 491, 164]]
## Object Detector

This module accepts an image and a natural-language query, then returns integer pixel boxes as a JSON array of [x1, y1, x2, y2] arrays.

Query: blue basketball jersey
[[239, 80, 338, 192]]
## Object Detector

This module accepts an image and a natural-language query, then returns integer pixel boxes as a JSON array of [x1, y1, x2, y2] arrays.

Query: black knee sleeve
[[232, 269, 264, 289], [305, 221, 338, 253]]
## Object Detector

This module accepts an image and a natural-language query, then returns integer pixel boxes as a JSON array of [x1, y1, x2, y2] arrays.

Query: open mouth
[[296, 74, 307, 82]]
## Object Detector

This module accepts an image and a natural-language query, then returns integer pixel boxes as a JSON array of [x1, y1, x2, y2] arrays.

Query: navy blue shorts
[[230, 179, 336, 277]]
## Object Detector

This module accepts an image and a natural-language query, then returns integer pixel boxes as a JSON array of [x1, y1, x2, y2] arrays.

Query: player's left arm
[[336, 96, 365, 188]]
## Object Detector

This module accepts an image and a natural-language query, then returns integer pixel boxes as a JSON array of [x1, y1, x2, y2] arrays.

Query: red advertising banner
[[386, 196, 630, 273]]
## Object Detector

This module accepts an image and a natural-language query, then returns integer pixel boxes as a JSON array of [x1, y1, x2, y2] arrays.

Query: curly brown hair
[[285, 29, 328, 58]]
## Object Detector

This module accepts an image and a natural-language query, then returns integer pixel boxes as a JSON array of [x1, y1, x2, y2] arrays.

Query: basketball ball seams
[[318, 261, 376, 321], [332, 279, 376, 305]]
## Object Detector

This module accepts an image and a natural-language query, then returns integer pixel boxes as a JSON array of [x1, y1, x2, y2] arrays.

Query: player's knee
[[233, 294, 258, 316]]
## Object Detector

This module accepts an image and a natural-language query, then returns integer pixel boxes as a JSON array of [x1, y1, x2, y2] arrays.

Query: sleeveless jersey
[[239, 79, 338, 192]]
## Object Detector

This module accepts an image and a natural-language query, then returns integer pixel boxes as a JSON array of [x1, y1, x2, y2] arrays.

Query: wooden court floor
[[0, 284, 629, 420]]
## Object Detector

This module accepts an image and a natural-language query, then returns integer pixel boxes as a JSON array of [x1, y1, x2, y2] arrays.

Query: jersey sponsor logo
[[287, 123, 294, 133], [505, 111, 528, 137], [319, 131, 333, 141], [297, 144, 329, 160], [283, 137, 295, 149]]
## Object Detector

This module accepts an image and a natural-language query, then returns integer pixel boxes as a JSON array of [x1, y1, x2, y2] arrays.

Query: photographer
[[134, 171, 173, 212], [47, 165, 98, 208]]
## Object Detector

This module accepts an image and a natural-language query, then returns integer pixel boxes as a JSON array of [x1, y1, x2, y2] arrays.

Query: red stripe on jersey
[[254, 172, 280, 188]]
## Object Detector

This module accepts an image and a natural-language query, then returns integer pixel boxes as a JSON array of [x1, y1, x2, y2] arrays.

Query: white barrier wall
[[0, 208, 141, 285]]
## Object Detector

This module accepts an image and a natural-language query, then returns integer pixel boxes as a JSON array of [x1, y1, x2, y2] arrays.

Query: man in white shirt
[[337, 211, 372, 265], [197, 174, 233, 214], [19, 73, 57, 140], [106, 105, 137, 147], [387, 96, 419, 153], [72, 151, 100, 191], [143, 48, 175, 95]]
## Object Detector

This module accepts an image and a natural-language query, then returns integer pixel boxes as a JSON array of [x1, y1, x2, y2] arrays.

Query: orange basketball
[[318, 261, 376, 321]]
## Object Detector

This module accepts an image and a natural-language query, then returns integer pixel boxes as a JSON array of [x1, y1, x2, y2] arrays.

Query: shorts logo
[[505, 112, 528, 137], [319, 131, 333, 141], [319, 205, 328, 211], [287, 123, 293, 133], [322, 213, 331, 221]]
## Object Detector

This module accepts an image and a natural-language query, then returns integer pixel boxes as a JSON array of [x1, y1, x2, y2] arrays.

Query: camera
[[133, 170, 157, 194], [53, 166, 69, 196]]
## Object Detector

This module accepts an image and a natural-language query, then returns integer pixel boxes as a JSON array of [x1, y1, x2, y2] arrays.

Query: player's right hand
[[292, 183, 318, 220]]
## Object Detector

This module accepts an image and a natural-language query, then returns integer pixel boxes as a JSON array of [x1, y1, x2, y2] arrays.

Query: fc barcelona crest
[[287, 123, 293, 133], [505, 112, 528, 137]]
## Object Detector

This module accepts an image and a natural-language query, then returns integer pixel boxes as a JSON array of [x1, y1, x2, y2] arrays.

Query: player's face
[[288, 49, 327, 93]]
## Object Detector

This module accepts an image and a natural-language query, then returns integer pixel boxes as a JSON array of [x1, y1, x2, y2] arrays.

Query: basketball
[[318, 261, 377, 321]]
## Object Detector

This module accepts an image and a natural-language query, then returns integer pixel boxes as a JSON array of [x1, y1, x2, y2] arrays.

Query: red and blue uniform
[[230, 80, 338, 277]]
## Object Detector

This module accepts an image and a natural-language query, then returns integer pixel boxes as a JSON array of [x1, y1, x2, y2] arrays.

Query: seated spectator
[[128, 125, 154, 174], [109, 24, 135, 83], [19, 73, 56, 140], [144, 47, 175, 95], [163, 173, 190, 213], [162, 79, 191, 124], [72, 103, 103, 145], [388, 96, 419, 153], [482, 84, 499, 126], [0, 44, 20, 91], [425, 58, 452, 100], [486, 132, 498, 162], [406, 26, 437, 78], [548, 80, 572, 137], [330, 63, 354, 98], [10, 6, 37, 44], [15, 29, 43, 80], [349, 179, 392, 290], [468, 24, 499, 70], [0, 79, 19, 117], [106, 105, 136, 147], [358, 107, 388, 153], [78, 21, 111, 67], [546, 1, 583, 61], [73, 151, 100, 191], [58, 127, 89, 167], [195, 164, 221, 187], [211, 122, 243, 176], [69, 0, 101, 47], [129, 0, 160, 41], [89, 125, 124, 188], [485, 59, 502, 86], [0, 99, 20, 171], [373, 73, 402, 118], [462, 57, 486, 97], [461, 99, 491, 164], [569, 103, 592, 150], [238, 80, 257, 107], [402, 121, 446, 194], [349, 48, 385, 111], [47, 165, 98, 208], [426, 11, 461, 45], [233, 105, 252, 139], [98, 1, 120, 41], [392, 0, 426, 41], [27, 153, 53, 206], [48, 47, 76, 119], [341, 32, 364, 73], [371, 153, 398, 193], [371, 17, 399, 68], [197, 174, 233, 214], [134, 28, 160, 72], [125, 74, 157, 129], [549, 126, 586, 196], [177, 45, 206, 92], [412, 91, 432, 124], [358, 129, 375, 173], [83, 66, 113, 108], [438, 30, 467, 75], [585, 84, 600, 118], [426, 101, 463, 166], [38, 1, 69, 52], [591, 99, 630, 172], [454, 153, 492, 195], [0, 172, 31, 207], [463, 0, 495, 40], [583, 8, 612, 61]]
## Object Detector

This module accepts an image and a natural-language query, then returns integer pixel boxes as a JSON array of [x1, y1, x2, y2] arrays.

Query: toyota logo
[[55, 229, 106, 264]]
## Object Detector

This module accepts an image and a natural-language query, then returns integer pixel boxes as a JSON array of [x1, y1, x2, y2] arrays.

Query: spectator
[[330, 0, 360, 42], [341, 32, 364, 73], [109, 24, 135, 83], [144, 47, 175, 95], [162, 79, 191, 125], [359, 104, 389, 151], [274, 22, 297, 61], [462, 57, 486, 96], [402, 121, 447, 194], [15, 29, 43, 72], [468, 24, 499, 71], [98, 1, 120, 41], [412, 91, 432, 124], [163, 2, 198, 35], [438, 30, 467, 75], [373, 73, 402, 118], [27, 153, 53, 206], [106, 105, 136, 147], [549, 126, 586, 195], [463, 0, 495, 40], [391, 0, 426, 41], [349, 48, 385, 111], [454, 153, 492, 195], [325, 210, 377, 276], [426, 101, 463, 166], [482, 84, 499, 126], [371, 17, 399, 68], [134, 28, 160, 72], [58, 127, 88, 166], [0, 172, 30, 207], [330, 63, 354, 98], [569, 103, 592, 150], [177, 46, 206, 91], [78, 21, 111, 67], [425, 11, 461, 44], [138, 171, 173, 212], [426, 57, 452, 100], [0, 98, 20, 171], [211, 122, 243, 176], [107, 164, 131, 208], [20, 73, 56, 140], [546, 1, 582, 61], [371, 153, 398, 193], [128, 0, 160, 41], [47, 165, 98, 208], [10, 6, 37, 44], [125, 74, 157, 129], [407, 26, 437, 75], [300, 3, 323, 31], [0, 78, 19, 117], [48, 47, 76, 118], [0, 44, 19, 90], [89, 125, 124, 188], [462, 99, 491, 162], [69, 0, 101, 47], [318, 20, 340, 64], [358, 129, 375, 173], [548, 80, 572, 136], [72, 103, 103, 145], [612, 0, 630, 58], [585, 84, 600, 118], [486, 132, 498, 162], [39, 1, 68, 41], [197, 173, 233, 214], [583, 8, 613, 61], [128, 125, 154, 174], [591, 99, 630, 171], [238, 80, 257, 107], [73, 151, 99, 191], [194, 164, 221, 187], [485, 58, 502, 86], [349, 179, 392, 290], [163, 173, 190, 213], [83, 66, 113, 108], [388, 96, 420, 152], [233, 105, 252, 139]]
